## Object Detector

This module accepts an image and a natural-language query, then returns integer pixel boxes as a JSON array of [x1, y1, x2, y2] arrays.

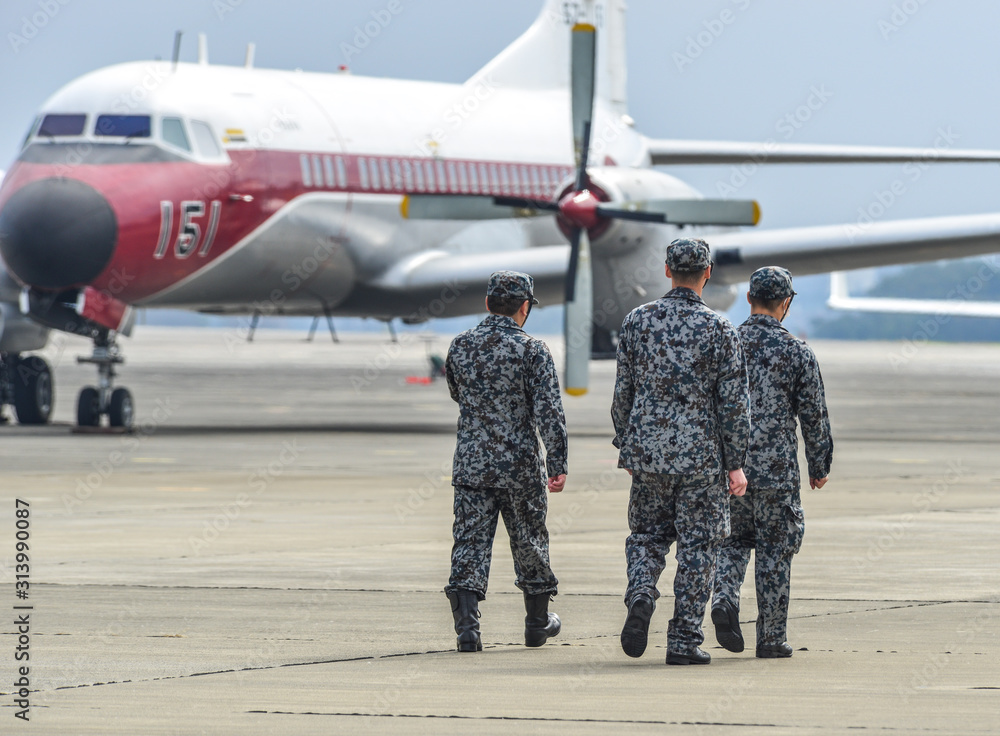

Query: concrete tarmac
[[0, 327, 998, 734]]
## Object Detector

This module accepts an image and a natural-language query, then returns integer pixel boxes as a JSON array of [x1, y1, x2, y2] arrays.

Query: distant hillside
[[812, 257, 1000, 342]]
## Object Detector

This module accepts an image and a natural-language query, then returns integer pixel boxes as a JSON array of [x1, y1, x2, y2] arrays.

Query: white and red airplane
[[4, 0, 1000, 428]]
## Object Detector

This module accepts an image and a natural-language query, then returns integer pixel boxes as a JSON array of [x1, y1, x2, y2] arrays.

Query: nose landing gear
[[76, 334, 133, 428]]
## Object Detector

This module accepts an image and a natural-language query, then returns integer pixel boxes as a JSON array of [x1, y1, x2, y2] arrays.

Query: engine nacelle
[[556, 167, 705, 258]]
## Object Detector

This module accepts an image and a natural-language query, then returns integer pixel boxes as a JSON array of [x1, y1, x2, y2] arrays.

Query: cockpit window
[[38, 114, 86, 137], [95, 114, 151, 138], [161, 117, 191, 152], [189, 121, 222, 158], [21, 117, 41, 149]]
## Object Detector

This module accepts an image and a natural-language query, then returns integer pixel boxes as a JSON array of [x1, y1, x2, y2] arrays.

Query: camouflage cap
[[666, 238, 712, 272], [748, 266, 796, 300], [487, 270, 539, 304]]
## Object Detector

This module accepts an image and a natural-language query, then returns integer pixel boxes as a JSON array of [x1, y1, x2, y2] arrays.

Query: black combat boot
[[756, 642, 793, 658], [711, 599, 744, 653], [446, 589, 482, 652], [666, 646, 711, 665], [523, 592, 561, 647], [620, 594, 655, 658]]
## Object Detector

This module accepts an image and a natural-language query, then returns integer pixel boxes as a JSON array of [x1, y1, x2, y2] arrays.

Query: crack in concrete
[[2, 597, 994, 698], [18, 583, 999, 605], [245, 709, 988, 732], [250, 709, 793, 728]]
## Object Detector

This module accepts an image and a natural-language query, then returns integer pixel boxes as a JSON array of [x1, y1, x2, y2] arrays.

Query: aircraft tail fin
[[469, 0, 627, 114]]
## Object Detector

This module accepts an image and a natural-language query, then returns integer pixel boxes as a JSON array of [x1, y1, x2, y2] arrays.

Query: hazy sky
[[3, 0, 1000, 329]]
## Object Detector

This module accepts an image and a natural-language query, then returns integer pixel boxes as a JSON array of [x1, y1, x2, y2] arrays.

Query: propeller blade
[[492, 196, 560, 212], [565, 227, 581, 302], [563, 227, 593, 396], [595, 207, 667, 224], [571, 23, 597, 190], [575, 121, 592, 192], [596, 199, 762, 226], [401, 195, 552, 221], [565, 24, 597, 307]]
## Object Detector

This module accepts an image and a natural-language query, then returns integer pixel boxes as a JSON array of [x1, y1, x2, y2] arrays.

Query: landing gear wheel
[[108, 387, 134, 428], [77, 386, 101, 427], [12, 355, 53, 425]]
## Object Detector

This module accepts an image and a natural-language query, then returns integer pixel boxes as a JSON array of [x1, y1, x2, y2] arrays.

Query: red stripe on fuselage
[[0, 149, 575, 303]]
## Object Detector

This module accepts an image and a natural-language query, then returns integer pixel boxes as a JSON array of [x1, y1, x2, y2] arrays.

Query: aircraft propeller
[[402, 23, 760, 394]]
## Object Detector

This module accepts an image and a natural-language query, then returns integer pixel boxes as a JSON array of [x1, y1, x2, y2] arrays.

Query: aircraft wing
[[708, 212, 1000, 284], [368, 244, 570, 313], [827, 272, 1000, 318], [644, 138, 1000, 165]]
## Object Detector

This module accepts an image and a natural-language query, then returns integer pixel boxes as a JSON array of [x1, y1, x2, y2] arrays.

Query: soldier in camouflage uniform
[[443, 271, 568, 653], [711, 266, 833, 659], [612, 238, 750, 665]]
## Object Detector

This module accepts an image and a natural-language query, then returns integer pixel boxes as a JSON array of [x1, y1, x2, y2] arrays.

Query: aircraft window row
[[302, 154, 573, 196], [301, 153, 353, 190]]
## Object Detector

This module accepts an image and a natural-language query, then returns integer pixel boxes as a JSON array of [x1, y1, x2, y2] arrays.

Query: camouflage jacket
[[446, 314, 568, 489], [739, 314, 833, 489], [612, 287, 750, 474]]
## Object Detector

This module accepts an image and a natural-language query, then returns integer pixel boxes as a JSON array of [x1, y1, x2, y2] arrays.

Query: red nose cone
[[558, 189, 602, 230]]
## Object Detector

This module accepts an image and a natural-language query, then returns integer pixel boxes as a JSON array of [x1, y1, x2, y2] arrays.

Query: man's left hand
[[547, 474, 567, 493]]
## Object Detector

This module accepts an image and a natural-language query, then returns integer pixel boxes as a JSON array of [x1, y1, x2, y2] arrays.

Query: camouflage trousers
[[712, 487, 805, 647], [625, 470, 730, 652], [445, 484, 558, 601]]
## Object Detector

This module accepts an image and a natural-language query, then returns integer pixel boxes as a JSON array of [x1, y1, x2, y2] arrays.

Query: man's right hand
[[728, 468, 747, 497], [810, 477, 828, 489], [547, 475, 567, 493]]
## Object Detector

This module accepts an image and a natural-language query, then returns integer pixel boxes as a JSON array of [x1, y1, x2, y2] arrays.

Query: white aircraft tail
[[469, 0, 628, 115]]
